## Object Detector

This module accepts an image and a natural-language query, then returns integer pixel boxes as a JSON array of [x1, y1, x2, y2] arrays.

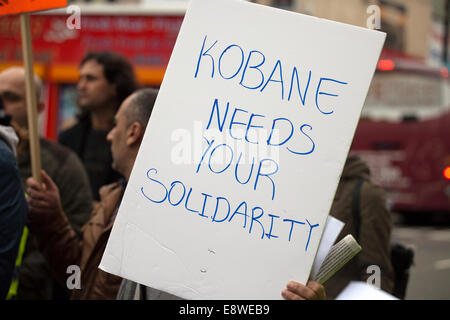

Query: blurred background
[[0, 0, 449, 299]]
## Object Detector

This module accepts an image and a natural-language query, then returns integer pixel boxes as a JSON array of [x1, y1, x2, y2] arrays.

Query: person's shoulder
[[59, 116, 92, 141], [40, 138, 87, 176], [360, 178, 388, 208], [59, 121, 84, 141], [40, 138, 73, 160], [360, 173, 384, 194]]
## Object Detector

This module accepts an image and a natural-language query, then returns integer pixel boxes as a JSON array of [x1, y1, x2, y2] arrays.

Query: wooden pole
[[20, 13, 42, 183]]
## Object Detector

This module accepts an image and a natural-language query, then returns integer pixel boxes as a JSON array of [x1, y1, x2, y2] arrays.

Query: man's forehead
[[114, 102, 126, 119], [79, 60, 104, 75], [116, 94, 135, 120], [0, 70, 25, 94]]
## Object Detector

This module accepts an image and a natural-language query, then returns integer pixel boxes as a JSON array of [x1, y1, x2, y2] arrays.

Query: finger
[[26, 182, 56, 201], [41, 170, 57, 192], [26, 186, 45, 201], [100, 182, 120, 194], [28, 197, 52, 209], [281, 288, 305, 300], [28, 206, 51, 217], [287, 281, 316, 300], [307, 280, 326, 300], [26, 177, 43, 191], [307, 280, 323, 292], [26, 187, 48, 201]]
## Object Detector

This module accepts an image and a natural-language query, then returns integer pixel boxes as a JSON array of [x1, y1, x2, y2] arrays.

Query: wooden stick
[[20, 13, 42, 183]]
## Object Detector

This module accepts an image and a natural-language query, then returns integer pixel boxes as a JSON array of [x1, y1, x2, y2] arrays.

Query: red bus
[[351, 58, 450, 214]]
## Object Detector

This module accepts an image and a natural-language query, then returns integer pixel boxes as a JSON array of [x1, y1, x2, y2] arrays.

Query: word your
[[223, 304, 270, 315], [194, 35, 348, 115], [366, 5, 381, 30], [198, 135, 280, 201], [66, 5, 81, 30], [66, 265, 81, 290], [140, 168, 320, 250]]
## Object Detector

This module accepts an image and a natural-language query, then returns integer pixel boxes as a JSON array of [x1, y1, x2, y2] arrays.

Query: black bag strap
[[352, 178, 365, 242], [139, 284, 147, 300]]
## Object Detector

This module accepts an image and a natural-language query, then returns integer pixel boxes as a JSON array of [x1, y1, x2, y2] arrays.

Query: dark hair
[[125, 88, 159, 130], [80, 51, 139, 108]]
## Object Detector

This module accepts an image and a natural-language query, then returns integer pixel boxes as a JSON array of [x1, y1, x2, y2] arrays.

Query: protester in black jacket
[[0, 99, 28, 300]]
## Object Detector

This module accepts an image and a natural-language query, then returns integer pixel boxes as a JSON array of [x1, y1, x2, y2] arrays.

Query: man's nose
[[106, 130, 113, 142], [77, 78, 86, 90]]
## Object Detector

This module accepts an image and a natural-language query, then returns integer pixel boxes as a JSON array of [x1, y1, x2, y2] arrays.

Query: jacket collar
[[0, 125, 19, 156]]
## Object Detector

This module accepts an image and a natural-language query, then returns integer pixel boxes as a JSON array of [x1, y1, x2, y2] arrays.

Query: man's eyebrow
[[79, 73, 98, 79], [1, 90, 21, 99], [1, 90, 19, 95]]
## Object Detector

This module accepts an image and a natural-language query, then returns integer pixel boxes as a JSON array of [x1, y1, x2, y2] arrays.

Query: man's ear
[[126, 122, 143, 147]]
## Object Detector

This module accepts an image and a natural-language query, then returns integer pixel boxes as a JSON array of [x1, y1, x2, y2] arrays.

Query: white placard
[[100, 0, 385, 300]]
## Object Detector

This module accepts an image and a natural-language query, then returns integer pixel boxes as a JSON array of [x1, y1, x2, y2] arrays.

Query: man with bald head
[[0, 67, 45, 128], [0, 67, 93, 300]]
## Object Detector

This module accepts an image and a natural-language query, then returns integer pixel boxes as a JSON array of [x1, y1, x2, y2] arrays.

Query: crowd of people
[[0, 51, 394, 301]]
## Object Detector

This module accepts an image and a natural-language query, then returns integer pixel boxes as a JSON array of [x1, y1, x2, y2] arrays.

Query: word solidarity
[[195, 35, 348, 115], [140, 168, 320, 250]]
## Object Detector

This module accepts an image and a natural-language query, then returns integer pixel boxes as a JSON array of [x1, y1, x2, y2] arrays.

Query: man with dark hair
[[26, 88, 158, 299], [59, 51, 140, 201]]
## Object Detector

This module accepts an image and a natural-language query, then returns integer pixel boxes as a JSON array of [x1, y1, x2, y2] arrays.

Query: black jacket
[[0, 130, 28, 300]]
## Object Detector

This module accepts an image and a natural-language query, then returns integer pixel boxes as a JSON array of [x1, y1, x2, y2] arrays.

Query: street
[[391, 216, 450, 300]]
